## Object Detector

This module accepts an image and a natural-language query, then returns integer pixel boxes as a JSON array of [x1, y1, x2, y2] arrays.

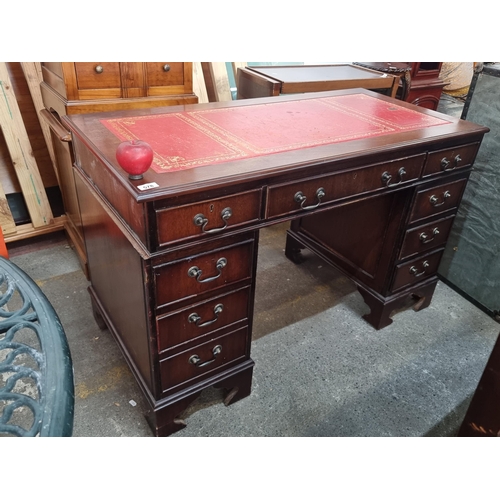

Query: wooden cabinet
[[41, 62, 195, 105], [61, 89, 487, 436], [40, 62, 198, 274], [354, 63, 445, 110], [406, 63, 445, 110]]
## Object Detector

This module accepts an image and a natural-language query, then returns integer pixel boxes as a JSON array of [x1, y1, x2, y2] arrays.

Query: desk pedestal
[[284, 187, 445, 330]]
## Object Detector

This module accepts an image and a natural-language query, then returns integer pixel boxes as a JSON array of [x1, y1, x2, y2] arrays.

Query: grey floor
[[8, 217, 500, 438]]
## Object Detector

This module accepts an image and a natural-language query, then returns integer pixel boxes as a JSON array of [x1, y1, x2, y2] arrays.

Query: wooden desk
[[237, 64, 400, 99], [62, 90, 488, 436]]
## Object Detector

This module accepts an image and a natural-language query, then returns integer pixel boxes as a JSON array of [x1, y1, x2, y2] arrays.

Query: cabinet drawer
[[160, 326, 248, 392], [157, 287, 251, 353], [399, 215, 455, 260], [145, 62, 185, 87], [266, 154, 425, 218], [409, 177, 467, 223], [391, 250, 443, 292], [155, 190, 261, 247], [154, 239, 254, 308], [423, 142, 480, 177], [74, 63, 121, 91]]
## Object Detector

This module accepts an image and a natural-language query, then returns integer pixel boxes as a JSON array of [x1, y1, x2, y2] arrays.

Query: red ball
[[116, 140, 154, 180]]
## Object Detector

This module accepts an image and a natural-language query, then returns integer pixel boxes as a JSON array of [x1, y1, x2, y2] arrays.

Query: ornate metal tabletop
[[0, 256, 74, 436]]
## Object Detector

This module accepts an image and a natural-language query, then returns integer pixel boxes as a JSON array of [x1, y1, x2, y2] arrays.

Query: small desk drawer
[[157, 287, 251, 353], [154, 240, 254, 308], [409, 177, 467, 223], [266, 154, 425, 218], [391, 250, 443, 292], [399, 215, 455, 260], [160, 325, 248, 392], [155, 189, 261, 247], [423, 142, 480, 177]]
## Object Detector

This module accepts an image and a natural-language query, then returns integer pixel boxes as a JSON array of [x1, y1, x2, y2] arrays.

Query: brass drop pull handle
[[381, 167, 407, 187], [163, 64, 171, 72], [188, 304, 224, 328], [294, 187, 325, 210], [429, 191, 451, 207], [95, 65, 104, 74], [409, 261, 430, 277], [188, 257, 227, 283], [193, 207, 232, 234], [441, 155, 462, 171], [189, 345, 222, 368], [419, 227, 440, 244]]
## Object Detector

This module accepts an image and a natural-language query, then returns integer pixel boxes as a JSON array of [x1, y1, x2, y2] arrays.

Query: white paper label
[[137, 182, 159, 191]]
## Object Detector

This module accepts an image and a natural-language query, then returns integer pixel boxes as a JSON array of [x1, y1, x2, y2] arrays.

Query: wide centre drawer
[[154, 239, 254, 308], [423, 142, 480, 177], [156, 286, 251, 353], [266, 154, 425, 218], [155, 189, 262, 247], [160, 325, 248, 393], [409, 177, 467, 224]]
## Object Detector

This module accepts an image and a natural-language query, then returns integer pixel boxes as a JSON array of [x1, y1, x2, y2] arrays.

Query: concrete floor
[[7, 219, 500, 437]]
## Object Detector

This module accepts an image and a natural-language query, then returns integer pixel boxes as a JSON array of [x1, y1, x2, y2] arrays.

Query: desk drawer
[[409, 177, 467, 223], [266, 154, 424, 218], [154, 239, 254, 308], [160, 325, 248, 392], [391, 250, 443, 292], [423, 142, 480, 177], [156, 287, 251, 353], [155, 190, 261, 247], [399, 215, 455, 260]]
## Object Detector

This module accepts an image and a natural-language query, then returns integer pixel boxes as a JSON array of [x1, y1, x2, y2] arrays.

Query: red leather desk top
[[100, 93, 450, 174]]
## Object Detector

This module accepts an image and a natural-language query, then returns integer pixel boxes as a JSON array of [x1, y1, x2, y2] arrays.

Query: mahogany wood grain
[[63, 89, 489, 436], [423, 142, 480, 177], [157, 286, 251, 353], [408, 176, 468, 223], [154, 238, 255, 308], [155, 188, 262, 247], [391, 249, 444, 292], [399, 215, 455, 260], [159, 325, 249, 393], [266, 154, 425, 219]]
